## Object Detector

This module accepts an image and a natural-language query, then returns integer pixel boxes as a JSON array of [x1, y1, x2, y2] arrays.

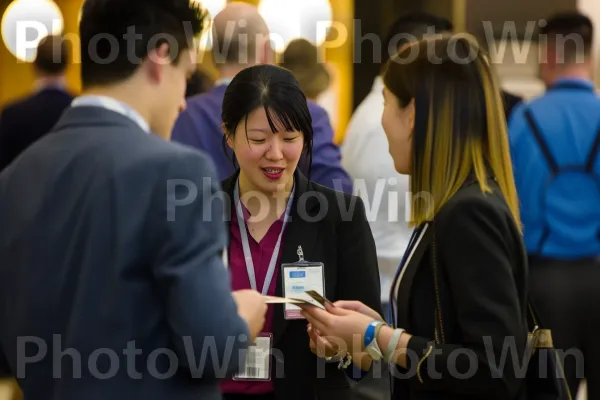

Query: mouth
[[261, 167, 285, 180]]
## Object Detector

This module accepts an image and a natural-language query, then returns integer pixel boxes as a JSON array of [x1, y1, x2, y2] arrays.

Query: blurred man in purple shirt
[[171, 2, 352, 193]]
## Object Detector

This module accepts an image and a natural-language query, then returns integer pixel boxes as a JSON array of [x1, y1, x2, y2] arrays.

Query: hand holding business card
[[262, 291, 331, 310]]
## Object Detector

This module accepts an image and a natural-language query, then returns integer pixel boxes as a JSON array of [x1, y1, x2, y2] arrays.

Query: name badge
[[282, 262, 326, 319], [233, 333, 272, 381]]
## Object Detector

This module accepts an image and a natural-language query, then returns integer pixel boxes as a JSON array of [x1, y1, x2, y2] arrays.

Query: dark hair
[[539, 12, 594, 62], [79, 0, 206, 88], [34, 35, 68, 75], [382, 13, 453, 64], [382, 34, 520, 229], [221, 65, 313, 176]]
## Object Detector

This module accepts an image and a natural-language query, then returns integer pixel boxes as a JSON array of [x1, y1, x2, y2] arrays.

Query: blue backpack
[[523, 98, 600, 256]]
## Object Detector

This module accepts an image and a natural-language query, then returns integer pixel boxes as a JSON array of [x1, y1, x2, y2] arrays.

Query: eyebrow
[[247, 128, 272, 133]]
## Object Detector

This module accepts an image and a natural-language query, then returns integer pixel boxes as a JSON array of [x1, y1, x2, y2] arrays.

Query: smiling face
[[226, 106, 305, 195]]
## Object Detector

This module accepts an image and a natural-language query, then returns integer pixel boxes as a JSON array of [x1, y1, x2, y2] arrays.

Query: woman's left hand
[[301, 302, 376, 353]]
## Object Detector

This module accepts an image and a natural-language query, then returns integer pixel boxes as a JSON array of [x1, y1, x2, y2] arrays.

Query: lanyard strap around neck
[[234, 179, 295, 295]]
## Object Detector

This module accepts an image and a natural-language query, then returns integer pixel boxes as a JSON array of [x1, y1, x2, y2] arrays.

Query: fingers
[[301, 308, 329, 334], [333, 300, 365, 311], [325, 302, 350, 316], [333, 301, 383, 320], [308, 324, 338, 358]]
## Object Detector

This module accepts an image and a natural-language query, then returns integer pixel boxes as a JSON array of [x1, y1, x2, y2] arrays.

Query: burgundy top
[[221, 201, 285, 395]]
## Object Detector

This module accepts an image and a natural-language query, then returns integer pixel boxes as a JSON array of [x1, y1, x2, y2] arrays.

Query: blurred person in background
[[304, 34, 529, 400], [171, 2, 352, 194], [185, 67, 214, 97], [0, 0, 266, 399], [341, 13, 452, 322], [0, 35, 74, 171], [508, 11, 600, 398], [279, 38, 337, 129]]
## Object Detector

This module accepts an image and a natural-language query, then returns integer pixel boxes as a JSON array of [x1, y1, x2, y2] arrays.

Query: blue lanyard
[[233, 179, 295, 295]]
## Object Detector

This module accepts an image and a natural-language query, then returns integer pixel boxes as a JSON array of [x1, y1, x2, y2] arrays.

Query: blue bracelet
[[364, 320, 379, 348]]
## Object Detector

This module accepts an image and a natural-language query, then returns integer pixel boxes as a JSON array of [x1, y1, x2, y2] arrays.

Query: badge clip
[[297, 245, 304, 262]]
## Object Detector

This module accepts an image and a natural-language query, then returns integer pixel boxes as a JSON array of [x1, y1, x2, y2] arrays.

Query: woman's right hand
[[333, 301, 383, 321]]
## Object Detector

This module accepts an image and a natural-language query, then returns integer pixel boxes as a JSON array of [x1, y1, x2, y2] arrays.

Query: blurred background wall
[[2, 0, 600, 142]]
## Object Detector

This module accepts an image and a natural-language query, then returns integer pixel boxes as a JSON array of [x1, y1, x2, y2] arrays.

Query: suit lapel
[[394, 222, 433, 329]]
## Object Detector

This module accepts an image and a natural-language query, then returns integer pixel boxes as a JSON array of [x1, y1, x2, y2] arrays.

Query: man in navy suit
[[0, 35, 74, 171], [0, 0, 267, 399], [171, 2, 353, 194]]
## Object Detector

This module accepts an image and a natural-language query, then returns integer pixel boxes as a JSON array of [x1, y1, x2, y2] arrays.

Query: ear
[[146, 42, 171, 83], [222, 123, 234, 149]]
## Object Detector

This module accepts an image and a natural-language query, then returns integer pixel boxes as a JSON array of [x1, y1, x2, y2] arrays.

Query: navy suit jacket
[[0, 105, 249, 400], [171, 84, 353, 194], [0, 87, 74, 171]]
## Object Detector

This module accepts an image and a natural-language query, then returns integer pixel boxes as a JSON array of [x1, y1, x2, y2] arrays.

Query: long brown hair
[[382, 34, 521, 230]]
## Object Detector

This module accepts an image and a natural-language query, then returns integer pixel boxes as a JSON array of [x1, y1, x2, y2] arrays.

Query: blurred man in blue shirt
[[171, 2, 352, 194], [508, 12, 600, 397]]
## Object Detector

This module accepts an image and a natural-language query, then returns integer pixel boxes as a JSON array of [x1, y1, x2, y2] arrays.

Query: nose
[[265, 137, 284, 160]]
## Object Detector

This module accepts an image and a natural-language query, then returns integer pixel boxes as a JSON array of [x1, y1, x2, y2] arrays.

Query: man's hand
[[232, 290, 267, 342]]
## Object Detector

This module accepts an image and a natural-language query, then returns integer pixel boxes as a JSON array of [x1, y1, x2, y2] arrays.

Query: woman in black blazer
[[302, 35, 530, 399], [217, 64, 382, 400]]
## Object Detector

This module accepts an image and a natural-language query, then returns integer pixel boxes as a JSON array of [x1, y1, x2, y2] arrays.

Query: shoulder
[[434, 181, 516, 236], [184, 87, 224, 114], [94, 130, 219, 185], [185, 91, 212, 109], [148, 137, 218, 178], [307, 99, 329, 123], [306, 180, 365, 221], [0, 96, 29, 117], [507, 97, 537, 142]]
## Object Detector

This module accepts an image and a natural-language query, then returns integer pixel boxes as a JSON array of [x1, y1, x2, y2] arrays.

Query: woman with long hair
[[218, 64, 382, 400], [302, 34, 530, 400]]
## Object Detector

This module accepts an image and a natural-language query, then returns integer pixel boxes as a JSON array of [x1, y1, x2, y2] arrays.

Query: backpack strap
[[524, 109, 560, 175], [585, 126, 600, 245], [523, 108, 556, 255], [585, 125, 600, 173]]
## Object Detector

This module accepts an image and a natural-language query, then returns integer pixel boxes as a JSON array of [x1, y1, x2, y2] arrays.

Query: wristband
[[385, 328, 405, 363]]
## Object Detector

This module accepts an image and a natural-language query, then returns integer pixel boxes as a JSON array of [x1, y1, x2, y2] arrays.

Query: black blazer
[[221, 170, 383, 400], [390, 177, 529, 400], [0, 87, 74, 171]]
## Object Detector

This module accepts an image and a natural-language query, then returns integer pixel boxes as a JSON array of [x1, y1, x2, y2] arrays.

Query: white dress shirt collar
[[71, 95, 150, 134]]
